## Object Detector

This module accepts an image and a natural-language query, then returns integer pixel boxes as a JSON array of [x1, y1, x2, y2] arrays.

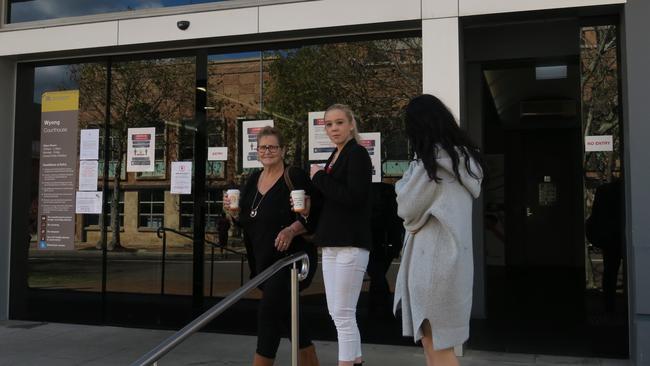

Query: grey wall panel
[[0, 58, 16, 321], [633, 317, 650, 366], [622, 0, 650, 364], [633, 247, 650, 314]]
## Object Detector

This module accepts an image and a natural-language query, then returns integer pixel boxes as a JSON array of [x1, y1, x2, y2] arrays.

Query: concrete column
[[0, 57, 16, 320], [422, 17, 471, 356], [622, 1, 650, 364], [422, 17, 461, 121]]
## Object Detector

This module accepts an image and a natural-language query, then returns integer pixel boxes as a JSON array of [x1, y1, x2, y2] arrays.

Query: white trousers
[[322, 246, 370, 362]]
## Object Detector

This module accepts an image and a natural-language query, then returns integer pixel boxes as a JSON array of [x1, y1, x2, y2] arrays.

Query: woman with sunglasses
[[225, 126, 319, 366]]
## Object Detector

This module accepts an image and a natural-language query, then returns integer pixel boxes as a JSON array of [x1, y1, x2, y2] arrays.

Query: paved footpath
[[0, 321, 630, 366]]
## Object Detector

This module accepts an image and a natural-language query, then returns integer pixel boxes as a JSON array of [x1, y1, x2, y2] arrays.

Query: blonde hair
[[325, 103, 361, 142]]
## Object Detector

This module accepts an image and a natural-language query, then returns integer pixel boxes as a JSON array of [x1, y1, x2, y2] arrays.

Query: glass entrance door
[[103, 55, 199, 325], [13, 34, 425, 343], [471, 22, 627, 357]]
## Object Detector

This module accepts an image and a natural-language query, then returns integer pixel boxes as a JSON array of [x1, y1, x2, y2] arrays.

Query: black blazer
[[312, 139, 373, 250]]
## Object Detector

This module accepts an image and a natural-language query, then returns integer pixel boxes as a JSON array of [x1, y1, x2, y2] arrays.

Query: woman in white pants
[[309, 104, 373, 366]]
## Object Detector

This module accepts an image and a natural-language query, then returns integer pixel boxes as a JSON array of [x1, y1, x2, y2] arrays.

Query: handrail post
[[291, 261, 299, 366], [130, 252, 308, 366], [161, 229, 167, 296]]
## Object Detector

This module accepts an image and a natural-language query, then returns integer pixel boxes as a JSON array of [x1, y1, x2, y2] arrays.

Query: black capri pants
[[256, 267, 313, 358]]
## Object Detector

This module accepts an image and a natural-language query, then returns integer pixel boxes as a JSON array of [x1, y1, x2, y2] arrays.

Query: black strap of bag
[[283, 167, 295, 191]]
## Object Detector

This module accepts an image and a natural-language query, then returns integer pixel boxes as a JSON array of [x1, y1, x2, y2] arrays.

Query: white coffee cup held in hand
[[290, 190, 306, 213], [226, 189, 240, 209]]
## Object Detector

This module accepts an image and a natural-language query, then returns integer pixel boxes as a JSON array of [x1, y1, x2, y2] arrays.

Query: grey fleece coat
[[393, 150, 482, 350]]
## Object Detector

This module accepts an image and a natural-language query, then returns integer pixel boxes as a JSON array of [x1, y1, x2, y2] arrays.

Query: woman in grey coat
[[394, 94, 485, 366]]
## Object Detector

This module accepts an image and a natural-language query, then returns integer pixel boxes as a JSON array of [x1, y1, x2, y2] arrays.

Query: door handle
[[526, 207, 533, 217]]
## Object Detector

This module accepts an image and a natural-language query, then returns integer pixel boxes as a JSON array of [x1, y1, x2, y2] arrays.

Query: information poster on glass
[[170, 161, 193, 195], [359, 132, 382, 183], [75, 191, 103, 214], [242, 120, 274, 169], [78, 160, 98, 191], [79, 129, 100, 161], [127, 127, 156, 172], [37, 90, 79, 250], [208, 147, 228, 161], [308, 111, 336, 161]]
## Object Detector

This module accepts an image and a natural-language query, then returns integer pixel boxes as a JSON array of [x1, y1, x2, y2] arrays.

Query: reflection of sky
[[208, 51, 261, 61], [10, 0, 227, 23], [34, 65, 77, 103]]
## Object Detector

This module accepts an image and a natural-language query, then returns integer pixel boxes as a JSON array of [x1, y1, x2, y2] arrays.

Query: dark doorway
[[506, 128, 583, 270], [470, 59, 628, 358], [462, 11, 629, 357]]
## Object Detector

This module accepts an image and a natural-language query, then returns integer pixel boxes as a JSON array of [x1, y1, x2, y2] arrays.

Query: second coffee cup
[[291, 190, 306, 212], [226, 189, 240, 209]]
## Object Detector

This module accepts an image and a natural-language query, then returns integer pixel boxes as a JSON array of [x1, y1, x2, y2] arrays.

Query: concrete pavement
[[0, 320, 630, 366]]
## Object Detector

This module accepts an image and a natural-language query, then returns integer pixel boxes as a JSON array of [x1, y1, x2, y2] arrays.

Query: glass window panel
[[179, 189, 223, 230], [152, 203, 165, 214], [8, 0, 240, 23], [203, 38, 421, 301], [580, 25, 622, 294], [25, 62, 108, 299], [106, 56, 195, 296]]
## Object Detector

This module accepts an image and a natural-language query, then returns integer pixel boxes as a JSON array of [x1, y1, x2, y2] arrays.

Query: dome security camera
[[177, 20, 190, 30]]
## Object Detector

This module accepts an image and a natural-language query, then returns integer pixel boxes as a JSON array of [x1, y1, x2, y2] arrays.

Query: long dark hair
[[405, 94, 485, 184]]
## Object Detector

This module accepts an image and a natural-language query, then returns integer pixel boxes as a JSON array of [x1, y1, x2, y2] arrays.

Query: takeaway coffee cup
[[291, 190, 306, 213], [226, 189, 240, 209]]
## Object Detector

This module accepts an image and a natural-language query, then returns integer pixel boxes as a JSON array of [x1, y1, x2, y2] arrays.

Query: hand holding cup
[[223, 189, 240, 216], [290, 191, 310, 216]]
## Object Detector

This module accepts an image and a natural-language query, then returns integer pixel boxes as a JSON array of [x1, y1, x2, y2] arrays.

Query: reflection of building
[[74, 57, 267, 247], [1, 1, 650, 364]]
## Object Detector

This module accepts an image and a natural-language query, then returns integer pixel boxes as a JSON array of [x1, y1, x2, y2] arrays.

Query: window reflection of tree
[[580, 25, 622, 290], [72, 58, 196, 250], [263, 38, 423, 168]]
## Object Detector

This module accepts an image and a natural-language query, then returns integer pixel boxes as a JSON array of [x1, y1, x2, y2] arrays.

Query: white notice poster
[[585, 135, 614, 152], [359, 132, 381, 183], [75, 191, 103, 214], [242, 120, 274, 169], [78, 160, 98, 191], [208, 147, 228, 161], [79, 129, 100, 161], [171, 161, 193, 195], [127, 127, 156, 172], [308, 111, 336, 161]]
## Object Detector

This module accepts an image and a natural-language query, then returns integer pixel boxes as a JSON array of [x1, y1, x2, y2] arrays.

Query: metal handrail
[[156, 226, 248, 296], [131, 251, 310, 366]]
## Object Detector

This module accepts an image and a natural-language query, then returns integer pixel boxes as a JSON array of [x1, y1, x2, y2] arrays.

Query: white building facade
[[0, 0, 648, 364]]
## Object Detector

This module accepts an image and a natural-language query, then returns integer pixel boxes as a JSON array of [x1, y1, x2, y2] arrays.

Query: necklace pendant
[[250, 209, 257, 218]]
